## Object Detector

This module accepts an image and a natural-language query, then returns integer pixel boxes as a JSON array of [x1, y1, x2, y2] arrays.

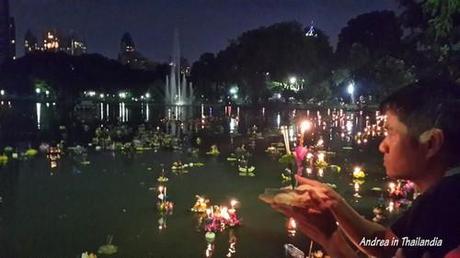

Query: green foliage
[[398, 0, 460, 80], [373, 56, 416, 99], [424, 0, 460, 40]]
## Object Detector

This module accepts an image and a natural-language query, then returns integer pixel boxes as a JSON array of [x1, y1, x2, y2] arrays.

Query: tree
[[337, 10, 403, 63], [191, 21, 334, 104], [190, 53, 219, 101], [398, 0, 460, 81], [335, 11, 405, 100]]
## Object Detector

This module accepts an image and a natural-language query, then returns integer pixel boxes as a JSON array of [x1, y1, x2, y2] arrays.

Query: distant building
[[26, 29, 87, 56], [118, 32, 153, 70], [61, 32, 87, 56], [0, 0, 15, 65], [24, 29, 39, 54], [43, 30, 60, 52]]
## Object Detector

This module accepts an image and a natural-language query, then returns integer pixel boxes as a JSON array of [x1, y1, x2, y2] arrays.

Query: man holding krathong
[[269, 80, 460, 258]]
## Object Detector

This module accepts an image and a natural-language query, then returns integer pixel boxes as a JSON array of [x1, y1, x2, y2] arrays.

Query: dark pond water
[[0, 101, 403, 258]]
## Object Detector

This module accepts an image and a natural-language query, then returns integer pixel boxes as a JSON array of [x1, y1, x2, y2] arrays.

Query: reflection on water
[[36, 102, 41, 129], [2, 101, 387, 151], [0, 102, 399, 258], [99, 103, 104, 121], [227, 229, 237, 257], [118, 102, 128, 122], [276, 112, 280, 128]]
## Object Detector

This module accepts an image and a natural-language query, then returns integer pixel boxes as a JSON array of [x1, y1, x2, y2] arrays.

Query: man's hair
[[380, 79, 460, 166]]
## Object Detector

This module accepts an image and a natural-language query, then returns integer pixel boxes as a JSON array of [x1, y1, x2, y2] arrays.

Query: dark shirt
[[391, 172, 460, 258]]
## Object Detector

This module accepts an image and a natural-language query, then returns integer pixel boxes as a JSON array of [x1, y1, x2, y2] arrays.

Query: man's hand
[[294, 175, 343, 211]]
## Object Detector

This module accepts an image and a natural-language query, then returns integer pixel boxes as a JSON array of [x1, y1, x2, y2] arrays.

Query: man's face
[[379, 111, 427, 179]]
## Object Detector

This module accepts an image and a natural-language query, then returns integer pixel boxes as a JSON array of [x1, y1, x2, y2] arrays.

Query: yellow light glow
[[300, 120, 312, 132]]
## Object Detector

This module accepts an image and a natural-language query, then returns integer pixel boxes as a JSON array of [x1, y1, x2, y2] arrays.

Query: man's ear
[[419, 129, 444, 158]]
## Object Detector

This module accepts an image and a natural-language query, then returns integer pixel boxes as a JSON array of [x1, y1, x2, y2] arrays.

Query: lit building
[[24, 29, 39, 54], [118, 32, 137, 65], [26, 29, 87, 56], [70, 38, 87, 55], [118, 32, 152, 69], [43, 30, 60, 52], [120, 32, 135, 54], [0, 0, 15, 64], [61, 33, 87, 56]]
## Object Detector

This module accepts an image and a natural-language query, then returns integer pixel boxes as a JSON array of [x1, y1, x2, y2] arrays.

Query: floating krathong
[[157, 176, 169, 183], [157, 185, 174, 214], [191, 195, 210, 213], [206, 145, 220, 156], [238, 166, 255, 177], [202, 200, 240, 233], [352, 166, 366, 179]]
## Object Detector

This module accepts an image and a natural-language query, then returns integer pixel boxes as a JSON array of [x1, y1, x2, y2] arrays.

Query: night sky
[[11, 0, 399, 63]]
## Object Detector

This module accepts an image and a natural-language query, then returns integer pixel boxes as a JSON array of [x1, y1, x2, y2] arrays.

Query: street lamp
[[145, 92, 151, 99], [347, 82, 355, 104], [35, 88, 41, 94], [0, 89, 4, 96], [289, 76, 297, 84]]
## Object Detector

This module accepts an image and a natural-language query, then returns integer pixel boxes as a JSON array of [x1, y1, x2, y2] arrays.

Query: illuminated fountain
[[165, 30, 194, 106]]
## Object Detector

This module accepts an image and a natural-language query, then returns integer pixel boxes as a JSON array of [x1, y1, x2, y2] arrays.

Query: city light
[[347, 82, 355, 104], [347, 82, 354, 95], [300, 120, 312, 133], [35, 88, 41, 94], [229, 86, 238, 95], [289, 76, 297, 84], [118, 92, 127, 99], [99, 93, 105, 99], [145, 92, 151, 99], [0, 89, 4, 96]]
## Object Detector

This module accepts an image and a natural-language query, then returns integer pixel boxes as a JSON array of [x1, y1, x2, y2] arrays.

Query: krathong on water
[[97, 235, 118, 255], [206, 145, 220, 156], [200, 199, 240, 233], [191, 195, 210, 213], [157, 185, 174, 214], [0, 154, 8, 166], [352, 166, 366, 179]]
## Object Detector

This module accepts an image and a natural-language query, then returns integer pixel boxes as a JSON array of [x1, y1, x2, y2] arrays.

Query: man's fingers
[[271, 204, 294, 216], [295, 175, 323, 187]]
